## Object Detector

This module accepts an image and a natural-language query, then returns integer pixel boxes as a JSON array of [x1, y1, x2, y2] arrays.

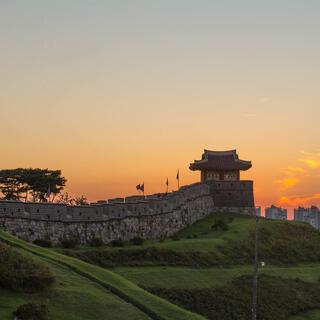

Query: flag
[[140, 182, 144, 193], [166, 178, 169, 186], [176, 169, 180, 189], [136, 184, 141, 191]]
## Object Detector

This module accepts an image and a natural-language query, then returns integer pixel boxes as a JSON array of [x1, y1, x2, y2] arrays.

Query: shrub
[[13, 303, 49, 320], [0, 243, 54, 292], [110, 239, 124, 247], [130, 237, 144, 246], [70, 247, 224, 268], [145, 275, 320, 320], [89, 237, 103, 247], [171, 235, 180, 241], [61, 238, 79, 249], [33, 239, 52, 248], [211, 218, 229, 231]]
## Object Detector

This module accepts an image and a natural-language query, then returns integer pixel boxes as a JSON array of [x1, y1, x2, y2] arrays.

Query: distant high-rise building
[[265, 205, 287, 220], [294, 206, 320, 230], [255, 207, 261, 217]]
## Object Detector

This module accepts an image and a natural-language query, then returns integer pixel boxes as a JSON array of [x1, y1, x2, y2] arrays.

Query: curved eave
[[189, 162, 252, 171]]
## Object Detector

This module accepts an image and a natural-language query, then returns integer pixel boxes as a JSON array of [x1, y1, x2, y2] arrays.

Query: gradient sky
[[1, 1, 319, 216]]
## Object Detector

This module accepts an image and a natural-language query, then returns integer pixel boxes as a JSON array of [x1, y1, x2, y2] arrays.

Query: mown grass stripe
[[0, 230, 205, 320]]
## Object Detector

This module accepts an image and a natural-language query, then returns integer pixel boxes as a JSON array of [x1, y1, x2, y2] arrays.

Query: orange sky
[[0, 1, 319, 217]]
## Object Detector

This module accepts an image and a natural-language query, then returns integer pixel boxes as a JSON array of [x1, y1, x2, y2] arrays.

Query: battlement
[[0, 181, 255, 244], [0, 183, 209, 223]]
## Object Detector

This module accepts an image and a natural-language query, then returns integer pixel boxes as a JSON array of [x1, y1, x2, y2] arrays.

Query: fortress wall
[[0, 181, 255, 244], [0, 183, 214, 244]]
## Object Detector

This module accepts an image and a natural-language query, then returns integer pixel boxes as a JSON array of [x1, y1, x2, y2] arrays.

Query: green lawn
[[115, 263, 320, 289], [0, 230, 206, 320], [0, 259, 149, 320], [289, 310, 320, 320]]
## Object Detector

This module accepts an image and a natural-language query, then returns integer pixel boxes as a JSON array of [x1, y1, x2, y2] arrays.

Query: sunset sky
[[1, 1, 319, 216]]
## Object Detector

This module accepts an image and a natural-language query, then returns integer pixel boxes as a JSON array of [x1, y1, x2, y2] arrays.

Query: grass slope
[[67, 213, 320, 268], [62, 212, 320, 320], [0, 230, 205, 320]]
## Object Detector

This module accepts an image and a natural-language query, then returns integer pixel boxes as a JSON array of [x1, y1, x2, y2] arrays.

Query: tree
[[0, 168, 66, 202], [55, 192, 74, 205], [73, 195, 89, 205]]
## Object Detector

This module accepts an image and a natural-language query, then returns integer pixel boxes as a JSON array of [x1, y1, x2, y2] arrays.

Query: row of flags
[[136, 170, 180, 195]]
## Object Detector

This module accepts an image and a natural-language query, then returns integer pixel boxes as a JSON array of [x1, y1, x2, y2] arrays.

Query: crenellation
[[0, 183, 218, 244]]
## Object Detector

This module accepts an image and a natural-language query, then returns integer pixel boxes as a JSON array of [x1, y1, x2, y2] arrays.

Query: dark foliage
[[61, 238, 79, 249], [224, 221, 320, 265], [13, 303, 49, 320], [70, 247, 225, 268], [89, 237, 103, 247], [211, 218, 230, 231], [33, 239, 52, 248], [130, 237, 144, 246], [0, 168, 66, 201], [0, 243, 54, 292], [110, 239, 124, 247], [145, 275, 320, 320]]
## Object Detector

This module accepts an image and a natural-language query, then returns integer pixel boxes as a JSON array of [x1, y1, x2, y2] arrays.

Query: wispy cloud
[[274, 150, 320, 207], [244, 113, 257, 118], [299, 158, 320, 169], [275, 177, 300, 189], [283, 166, 306, 176], [277, 193, 320, 207], [275, 150, 320, 191], [299, 150, 320, 169]]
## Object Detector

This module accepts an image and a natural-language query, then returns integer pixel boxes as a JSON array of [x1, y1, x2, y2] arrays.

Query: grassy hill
[[1, 212, 320, 319], [0, 230, 205, 320], [60, 213, 320, 320]]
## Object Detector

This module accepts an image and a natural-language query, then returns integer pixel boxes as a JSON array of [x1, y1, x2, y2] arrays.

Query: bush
[[89, 237, 103, 247], [61, 238, 79, 249], [33, 239, 52, 248], [130, 237, 144, 246], [70, 247, 225, 268], [211, 218, 229, 231], [110, 239, 124, 247], [145, 275, 320, 320], [0, 243, 54, 292], [13, 303, 49, 320], [171, 235, 180, 241]]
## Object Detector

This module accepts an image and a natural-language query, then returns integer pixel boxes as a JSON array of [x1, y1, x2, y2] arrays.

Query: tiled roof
[[189, 149, 252, 171]]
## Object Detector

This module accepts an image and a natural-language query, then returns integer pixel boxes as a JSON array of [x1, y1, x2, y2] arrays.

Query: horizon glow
[[1, 1, 319, 218]]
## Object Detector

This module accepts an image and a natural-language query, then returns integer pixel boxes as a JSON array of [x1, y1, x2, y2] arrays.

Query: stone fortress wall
[[0, 182, 255, 244]]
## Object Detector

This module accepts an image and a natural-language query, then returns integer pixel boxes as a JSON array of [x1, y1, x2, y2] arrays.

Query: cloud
[[299, 158, 320, 169], [300, 150, 320, 157], [299, 150, 320, 169], [244, 113, 257, 118], [277, 193, 320, 207], [283, 166, 306, 176], [275, 177, 300, 189]]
